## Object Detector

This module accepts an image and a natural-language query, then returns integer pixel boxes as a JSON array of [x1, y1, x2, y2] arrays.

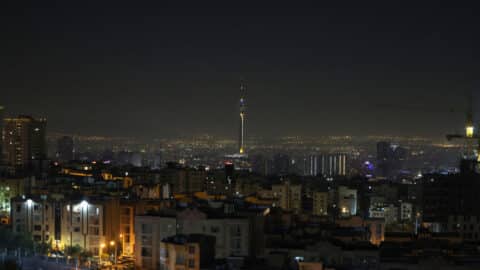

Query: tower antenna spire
[[239, 81, 246, 154]]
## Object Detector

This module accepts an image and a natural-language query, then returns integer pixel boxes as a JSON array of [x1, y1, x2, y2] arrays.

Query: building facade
[[272, 181, 302, 213], [135, 208, 252, 270], [338, 186, 357, 217], [3, 115, 47, 168], [60, 200, 105, 254], [312, 191, 328, 216], [11, 196, 55, 243], [159, 234, 215, 270]]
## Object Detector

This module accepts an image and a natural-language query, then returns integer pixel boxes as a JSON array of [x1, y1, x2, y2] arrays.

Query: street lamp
[[110, 241, 117, 265], [80, 200, 88, 209], [79, 201, 89, 250], [119, 234, 125, 256], [25, 199, 33, 234], [99, 243, 105, 265]]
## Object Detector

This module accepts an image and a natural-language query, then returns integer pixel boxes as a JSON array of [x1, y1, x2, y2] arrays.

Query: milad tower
[[238, 82, 246, 155]]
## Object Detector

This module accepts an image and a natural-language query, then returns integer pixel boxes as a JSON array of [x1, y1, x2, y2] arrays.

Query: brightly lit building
[[319, 153, 347, 177], [305, 154, 348, 177], [119, 203, 135, 255], [11, 196, 56, 243], [338, 186, 357, 217], [0, 178, 25, 216], [3, 115, 47, 168], [10, 195, 135, 257], [60, 200, 105, 254]]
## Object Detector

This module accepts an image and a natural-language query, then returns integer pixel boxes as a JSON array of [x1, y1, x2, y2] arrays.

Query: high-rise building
[[308, 155, 319, 176], [238, 83, 246, 154], [304, 153, 347, 177], [320, 153, 347, 177], [56, 136, 74, 162], [3, 115, 47, 168]]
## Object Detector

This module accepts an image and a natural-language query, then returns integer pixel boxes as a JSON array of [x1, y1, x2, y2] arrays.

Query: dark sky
[[1, 2, 478, 138]]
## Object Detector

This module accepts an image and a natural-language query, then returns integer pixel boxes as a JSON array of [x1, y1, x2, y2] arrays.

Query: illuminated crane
[[446, 90, 479, 172], [372, 91, 477, 172]]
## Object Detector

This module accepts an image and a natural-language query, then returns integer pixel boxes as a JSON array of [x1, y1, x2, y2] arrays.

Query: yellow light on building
[[466, 126, 474, 138]]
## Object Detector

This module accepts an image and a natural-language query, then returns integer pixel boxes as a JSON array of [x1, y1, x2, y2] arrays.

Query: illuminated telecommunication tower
[[239, 82, 246, 155]]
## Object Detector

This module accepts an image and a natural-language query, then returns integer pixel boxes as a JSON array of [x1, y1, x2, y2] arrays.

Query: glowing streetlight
[[26, 199, 33, 232], [99, 243, 106, 264], [120, 234, 125, 256], [80, 200, 88, 209], [466, 126, 474, 138], [110, 241, 117, 265], [79, 200, 89, 250]]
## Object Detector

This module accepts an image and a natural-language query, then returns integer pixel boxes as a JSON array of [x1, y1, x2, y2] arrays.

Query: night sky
[[1, 2, 478, 138]]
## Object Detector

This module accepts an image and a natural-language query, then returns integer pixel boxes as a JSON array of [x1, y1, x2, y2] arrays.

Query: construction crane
[[372, 91, 476, 172], [445, 90, 479, 173]]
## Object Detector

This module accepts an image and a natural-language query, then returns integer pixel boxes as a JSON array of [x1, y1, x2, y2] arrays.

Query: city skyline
[[3, 3, 480, 270], [2, 3, 477, 138]]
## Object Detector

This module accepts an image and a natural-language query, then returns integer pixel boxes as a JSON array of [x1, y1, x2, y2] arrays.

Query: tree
[[0, 226, 33, 251], [80, 250, 94, 265], [35, 241, 51, 255], [65, 245, 82, 258]]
